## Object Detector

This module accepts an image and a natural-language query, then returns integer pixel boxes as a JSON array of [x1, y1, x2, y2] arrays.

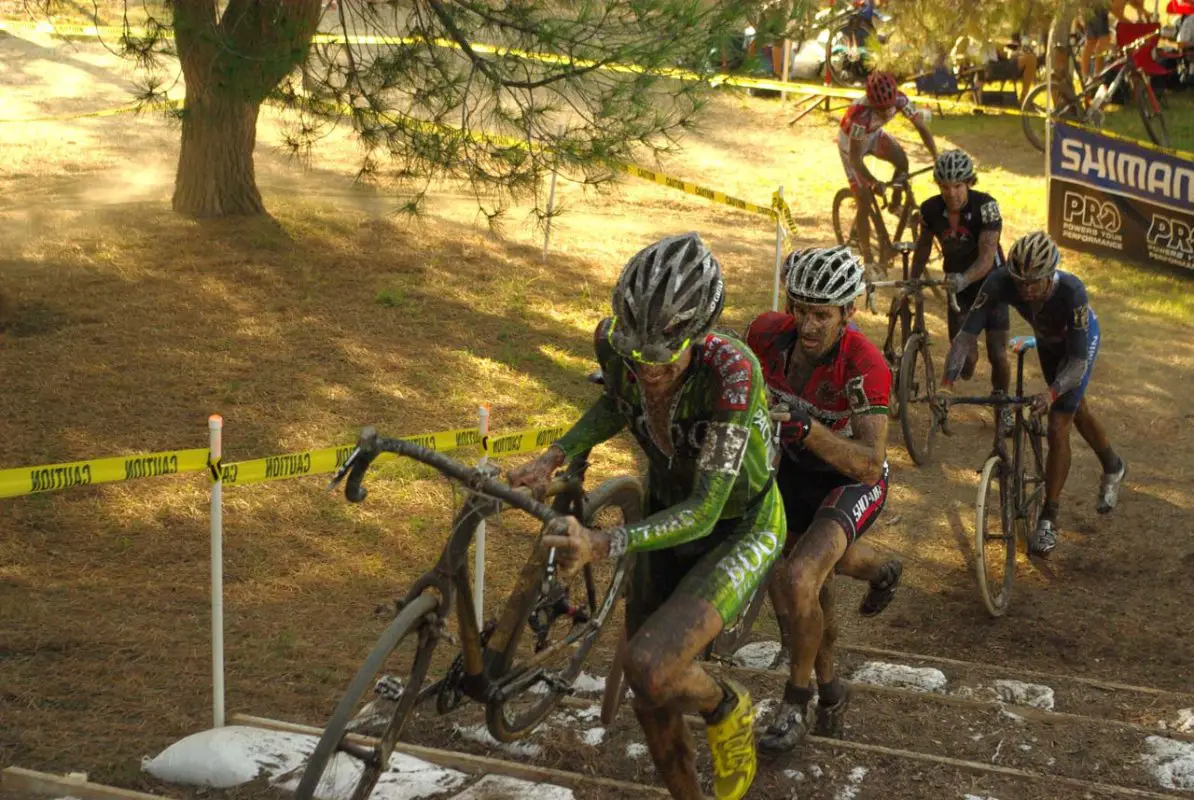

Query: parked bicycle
[[862, 242, 958, 466], [295, 426, 642, 800], [1021, 29, 1169, 151], [833, 165, 932, 274], [931, 337, 1046, 617]]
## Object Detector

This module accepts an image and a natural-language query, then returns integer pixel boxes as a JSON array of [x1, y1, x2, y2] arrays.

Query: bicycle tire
[[1135, 80, 1169, 148], [898, 333, 937, 466], [1021, 83, 1049, 153], [295, 592, 440, 800], [1015, 415, 1047, 545], [974, 455, 1016, 617], [600, 630, 630, 725], [485, 477, 641, 742], [833, 187, 883, 262]]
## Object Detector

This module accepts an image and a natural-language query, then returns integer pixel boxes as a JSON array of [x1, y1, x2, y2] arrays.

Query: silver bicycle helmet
[[934, 149, 977, 184], [785, 246, 866, 306], [609, 232, 725, 363], [1008, 231, 1061, 281]]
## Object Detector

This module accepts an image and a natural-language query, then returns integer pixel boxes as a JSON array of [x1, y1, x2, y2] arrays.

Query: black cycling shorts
[[776, 459, 889, 555]]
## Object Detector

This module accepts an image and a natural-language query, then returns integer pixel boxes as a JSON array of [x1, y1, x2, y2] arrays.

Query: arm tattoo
[[944, 332, 979, 382], [966, 229, 1000, 284]]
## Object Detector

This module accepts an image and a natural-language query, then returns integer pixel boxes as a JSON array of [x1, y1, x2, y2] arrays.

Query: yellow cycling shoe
[[704, 678, 757, 800]]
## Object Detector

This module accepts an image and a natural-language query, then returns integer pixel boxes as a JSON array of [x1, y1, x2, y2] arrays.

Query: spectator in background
[[1079, 0, 1151, 82], [951, 34, 1040, 106]]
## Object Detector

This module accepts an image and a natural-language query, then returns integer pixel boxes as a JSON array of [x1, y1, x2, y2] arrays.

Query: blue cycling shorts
[[1037, 313, 1100, 414]]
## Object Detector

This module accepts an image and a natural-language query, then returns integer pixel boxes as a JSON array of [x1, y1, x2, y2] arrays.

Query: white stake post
[[781, 39, 791, 102], [473, 405, 491, 619], [209, 414, 225, 728], [772, 185, 785, 311]]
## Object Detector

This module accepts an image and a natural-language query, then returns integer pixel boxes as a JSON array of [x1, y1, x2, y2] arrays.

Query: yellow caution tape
[[218, 427, 482, 486], [0, 448, 210, 499], [483, 425, 569, 457], [771, 192, 799, 239], [1058, 118, 1194, 162], [0, 98, 179, 124], [618, 163, 775, 218]]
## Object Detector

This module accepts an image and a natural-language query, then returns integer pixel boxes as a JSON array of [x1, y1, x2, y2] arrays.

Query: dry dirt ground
[[2, 25, 1194, 800]]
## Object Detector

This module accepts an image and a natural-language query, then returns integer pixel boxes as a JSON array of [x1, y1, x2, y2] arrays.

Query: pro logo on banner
[[1048, 120, 1194, 271]]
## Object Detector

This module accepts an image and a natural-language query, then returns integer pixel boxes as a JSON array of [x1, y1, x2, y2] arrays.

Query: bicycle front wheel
[[485, 477, 641, 742], [975, 455, 1016, 617], [833, 188, 882, 261], [295, 592, 440, 800], [898, 333, 937, 466], [1135, 80, 1169, 148]]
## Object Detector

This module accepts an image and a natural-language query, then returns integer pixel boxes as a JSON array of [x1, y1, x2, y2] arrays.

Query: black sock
[[783, 681, 814, 708], [818, 679, 844, 707], [776, 614, 791, 650], [1042, 500, 1060, 522], [1097, 447, 1123, 475], [702, 681, 737, 725]]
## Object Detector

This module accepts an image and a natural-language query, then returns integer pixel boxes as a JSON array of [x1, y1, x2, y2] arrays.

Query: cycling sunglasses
[[607, 315, 692, 366]]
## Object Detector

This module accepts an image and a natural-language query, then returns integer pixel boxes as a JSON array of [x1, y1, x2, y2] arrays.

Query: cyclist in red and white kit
[[745, 246, 902, 752], [840, 71, 938, 266]]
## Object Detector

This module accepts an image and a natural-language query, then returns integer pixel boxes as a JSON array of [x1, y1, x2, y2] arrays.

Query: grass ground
[[2, 28, 1194, 799]]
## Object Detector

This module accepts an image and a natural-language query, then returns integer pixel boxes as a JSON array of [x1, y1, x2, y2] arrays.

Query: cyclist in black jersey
[[508, 233, 783, 800], [911, 149, 1012, 428], [940, 232, 1126, 556]]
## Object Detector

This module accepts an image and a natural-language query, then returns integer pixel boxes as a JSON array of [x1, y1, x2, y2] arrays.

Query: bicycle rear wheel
[[1135, 80, 1169, 148], [1015, 414, 1047, 545], [599, 630, 630, 725], [1021, 83, 1049, 153], [294, 592, 440, 800], [975, 455, 1016, 617], [898, 333, 937, 466], [485, 477, 641, 742]]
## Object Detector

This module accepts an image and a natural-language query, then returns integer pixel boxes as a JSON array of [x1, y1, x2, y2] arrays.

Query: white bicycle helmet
[[934, 149, 976, 184], [609, 232, 725, 363], [1008, 231, 1061, 281], [784, 246, 866, 306]]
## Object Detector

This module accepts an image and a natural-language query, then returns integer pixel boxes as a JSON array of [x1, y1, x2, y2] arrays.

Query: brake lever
[[326, 445, 362, 492]]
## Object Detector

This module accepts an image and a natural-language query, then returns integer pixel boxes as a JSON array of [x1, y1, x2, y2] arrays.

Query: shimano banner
[[1048, 121, 1194, 271]]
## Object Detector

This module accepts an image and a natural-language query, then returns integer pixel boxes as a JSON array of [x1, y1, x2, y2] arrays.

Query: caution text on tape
[[0, 448, 210, 499], [218, 427, 482, 486]]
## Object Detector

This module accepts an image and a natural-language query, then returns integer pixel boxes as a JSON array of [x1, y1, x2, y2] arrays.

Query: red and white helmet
[[865, 71, 899, 108]]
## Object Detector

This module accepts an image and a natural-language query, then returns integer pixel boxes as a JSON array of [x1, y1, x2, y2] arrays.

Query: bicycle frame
[[383, 450, 611, 707], [860, 165, 932, 266], [941, 349, 1046, 522]]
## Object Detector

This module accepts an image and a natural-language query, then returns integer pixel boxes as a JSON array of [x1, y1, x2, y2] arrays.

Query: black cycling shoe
[[859, 560, 902, 617], [758, 698, 811, 753], [812, 688, 850, 739]]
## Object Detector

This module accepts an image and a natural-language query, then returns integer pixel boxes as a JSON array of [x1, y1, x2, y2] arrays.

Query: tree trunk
[[172, 91, 265, 218], [169, 0, 323, 219]]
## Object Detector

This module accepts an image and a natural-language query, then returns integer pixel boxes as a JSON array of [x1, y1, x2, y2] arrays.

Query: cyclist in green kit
[[509, 232, 785, 800]]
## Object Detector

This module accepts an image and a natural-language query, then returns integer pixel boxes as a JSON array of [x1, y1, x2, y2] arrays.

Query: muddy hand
[[542, 516, 597, 578], [507, 446, 566, 497]]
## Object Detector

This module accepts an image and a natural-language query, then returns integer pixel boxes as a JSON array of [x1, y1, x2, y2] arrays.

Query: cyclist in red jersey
[[745, 246, 901, 752], [840, 71, 938, 266]]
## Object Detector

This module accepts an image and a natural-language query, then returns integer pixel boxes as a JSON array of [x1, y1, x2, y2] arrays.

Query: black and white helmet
[[610, 233, 724, 363], [784, 246, 866, 307], [934, 149, 976, 184], [1008, 231, 1061, 281]]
